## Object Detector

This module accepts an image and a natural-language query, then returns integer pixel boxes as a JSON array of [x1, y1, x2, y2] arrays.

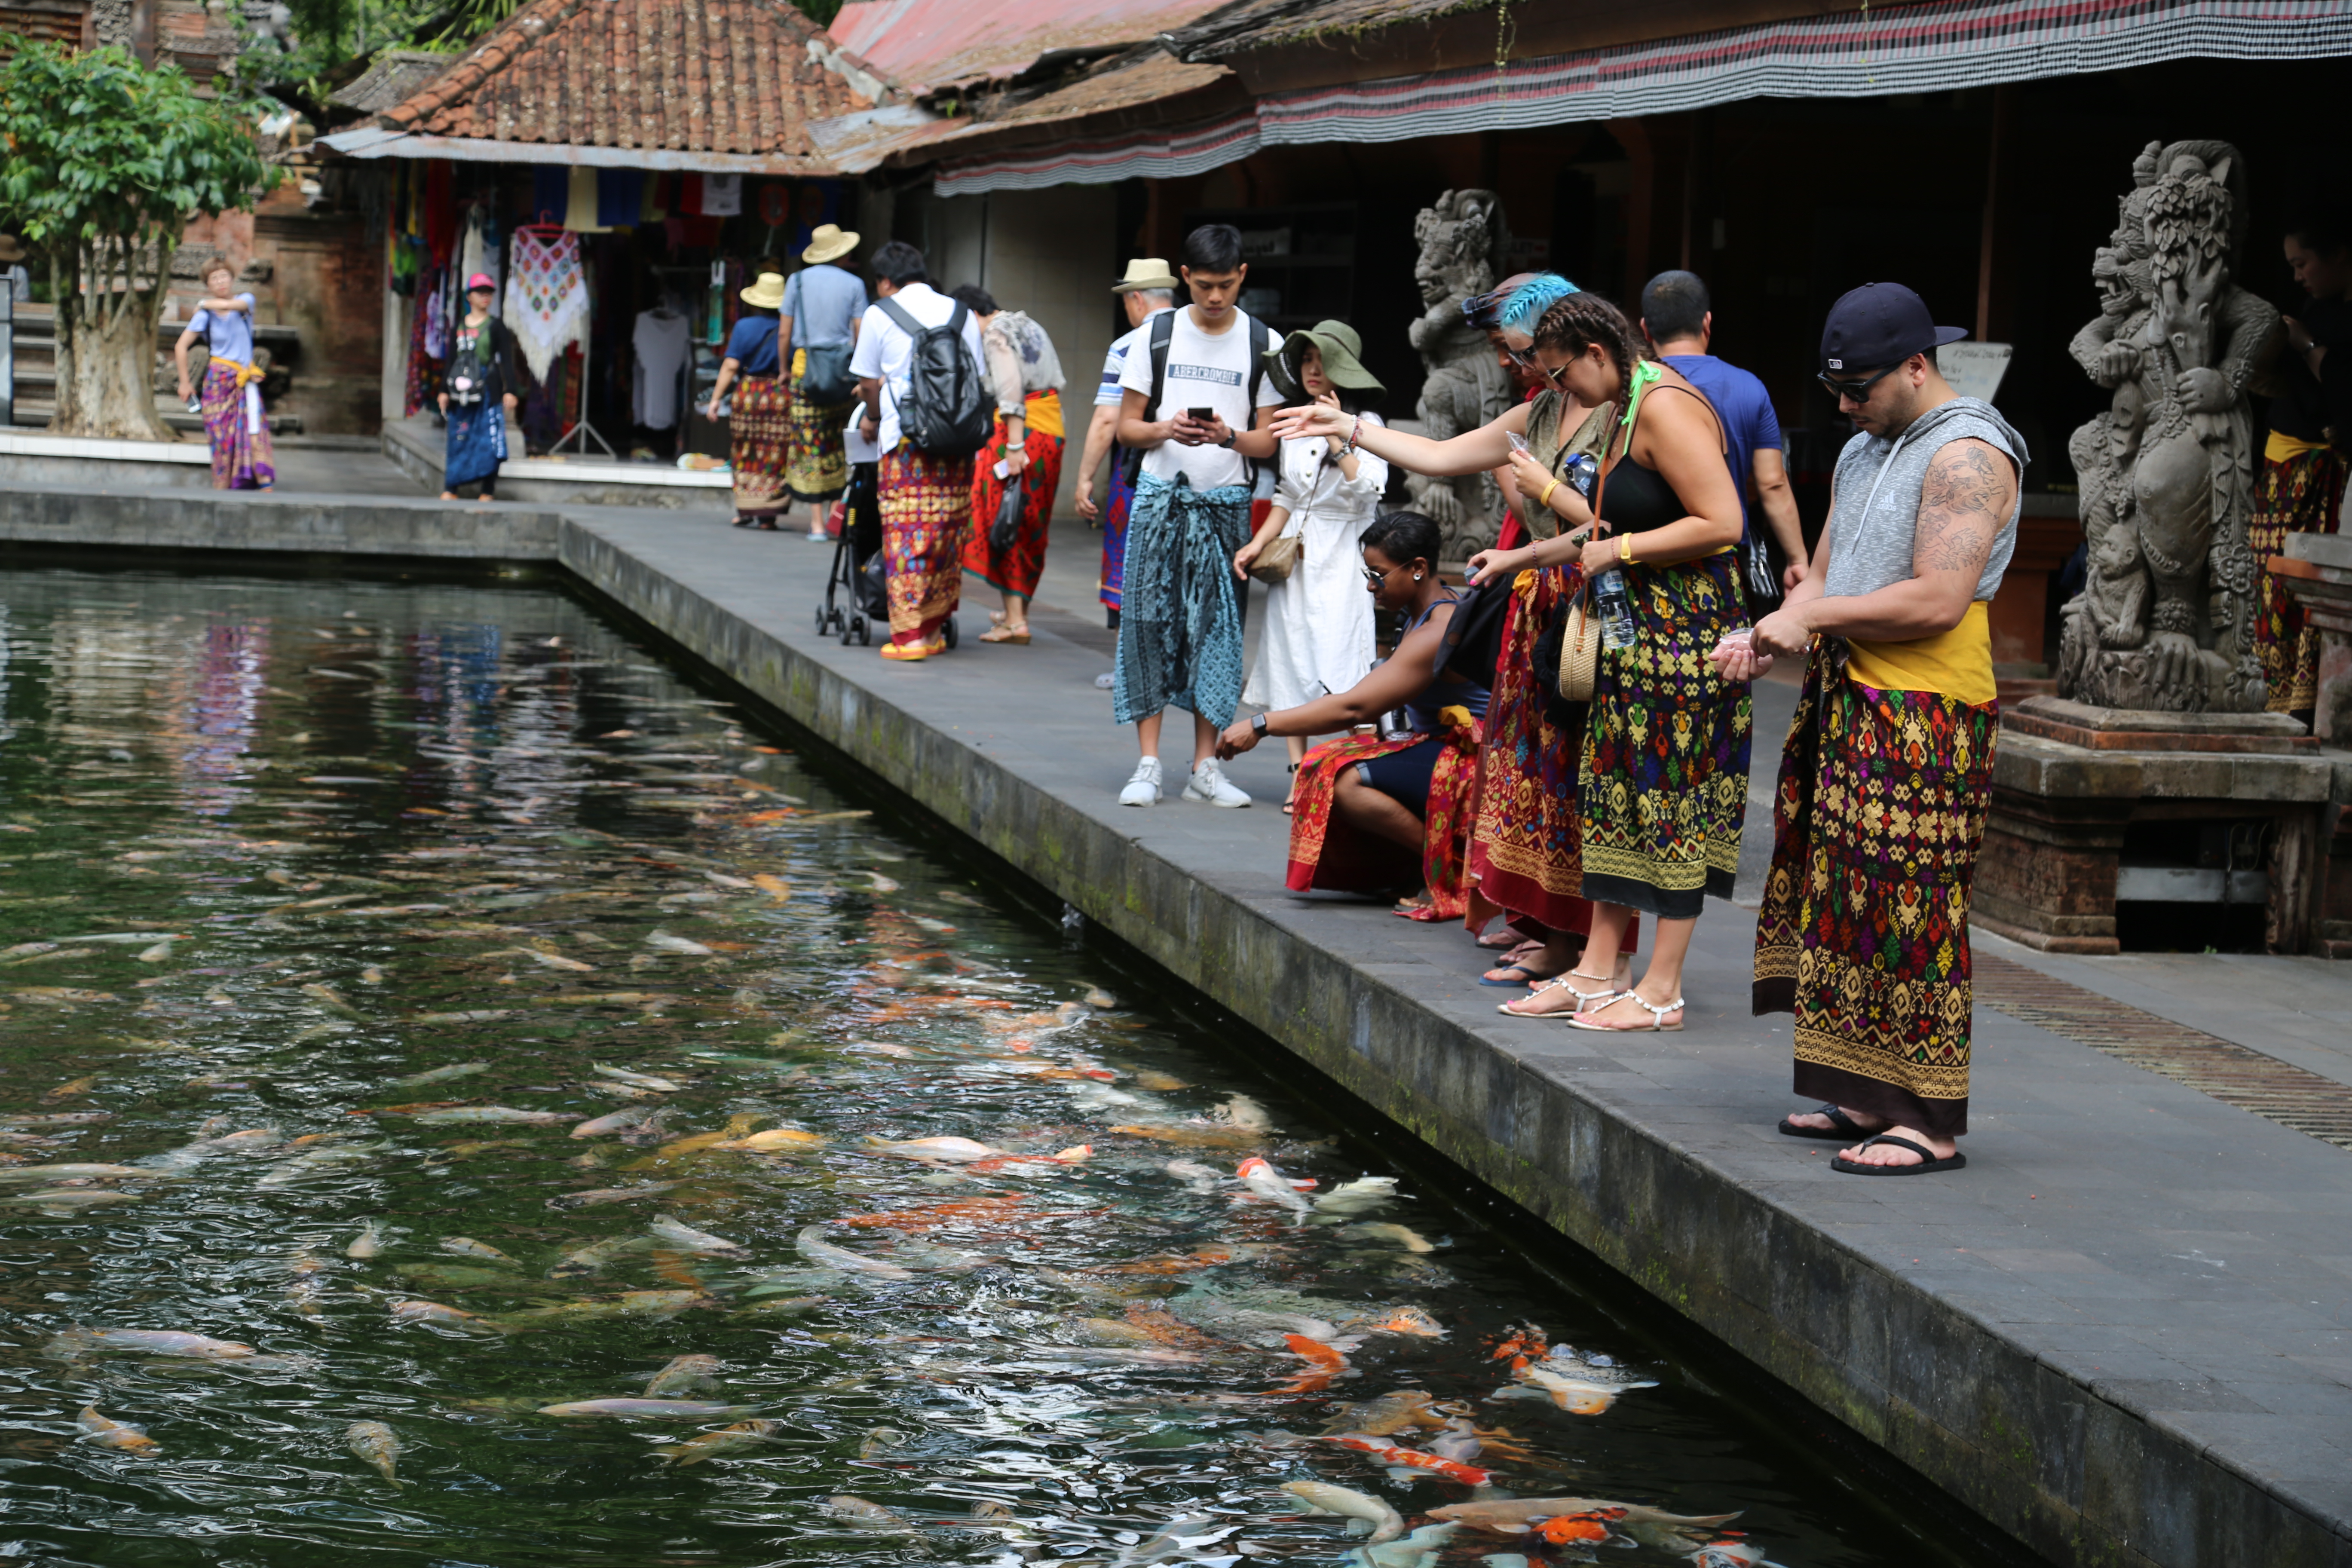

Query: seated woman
[[1216, 511, 1489, 916]]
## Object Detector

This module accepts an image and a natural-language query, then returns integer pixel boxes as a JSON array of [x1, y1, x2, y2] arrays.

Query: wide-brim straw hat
[[1267, 320, 1383, 400], [0, 234, 24, 263], [1113, 257, 1180, 293], [739, 271, 788, 309], [802, 224, 859, 265]]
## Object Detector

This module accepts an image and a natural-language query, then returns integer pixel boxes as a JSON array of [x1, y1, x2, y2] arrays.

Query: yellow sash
[[2266, 429, 2332, 464], [1847, 601, 1996, 705]]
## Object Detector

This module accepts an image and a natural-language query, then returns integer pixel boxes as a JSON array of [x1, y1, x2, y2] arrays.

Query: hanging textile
[[422, 264, 452, 360], [404, 262, 445, 416], [457, 206, 502, 309], [564, 166, 611, 233], [701, 173, 742, 216], [640, 174, 669, 224], [597, 170, 643, 230], [504, 230, 588, 384], [529, 166, 568, 229], [423, 160, 455, 264]]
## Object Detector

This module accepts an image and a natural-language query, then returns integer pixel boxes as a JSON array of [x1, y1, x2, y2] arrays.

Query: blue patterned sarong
[[444, 401, 507, 490], [1111, 473, 1250, 727]]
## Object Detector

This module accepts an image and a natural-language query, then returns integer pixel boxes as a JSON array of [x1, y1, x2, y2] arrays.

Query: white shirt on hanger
[[632, 308, 691, 430]]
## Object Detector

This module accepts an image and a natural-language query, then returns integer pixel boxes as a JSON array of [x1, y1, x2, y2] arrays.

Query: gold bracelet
[[1537, 478, 1560, 509], [1618, 534, 1635, 565]]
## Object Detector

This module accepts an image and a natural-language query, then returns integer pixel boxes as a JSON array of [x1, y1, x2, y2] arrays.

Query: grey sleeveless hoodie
[[1819, 396, 2029, 603]]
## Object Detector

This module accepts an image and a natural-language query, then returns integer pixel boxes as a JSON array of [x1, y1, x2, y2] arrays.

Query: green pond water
[[0, 567, 1960, 1568]]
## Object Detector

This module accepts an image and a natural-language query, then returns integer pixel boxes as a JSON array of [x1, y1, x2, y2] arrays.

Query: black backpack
[[876, 297, 991, 456], [1118, 309, 1273, 484]]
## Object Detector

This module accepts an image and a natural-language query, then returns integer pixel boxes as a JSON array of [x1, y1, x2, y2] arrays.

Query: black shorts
[[1354, 735, 1445, 817]]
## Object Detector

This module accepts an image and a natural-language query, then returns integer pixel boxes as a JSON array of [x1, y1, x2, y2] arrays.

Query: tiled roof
[[330, 49, 456, 115], [378, 0, 884, 159]]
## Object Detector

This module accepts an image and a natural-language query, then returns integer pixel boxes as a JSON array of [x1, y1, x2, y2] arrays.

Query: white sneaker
[[1118, 757, 1164, 807], [1182, 759, 1251, 808]]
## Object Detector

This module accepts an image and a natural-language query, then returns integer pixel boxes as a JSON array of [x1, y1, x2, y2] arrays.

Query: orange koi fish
[[1326, 1434, 1491, 1486], [837, 1193, 1030, 1231], [1535, 1511, 1623, 1545]]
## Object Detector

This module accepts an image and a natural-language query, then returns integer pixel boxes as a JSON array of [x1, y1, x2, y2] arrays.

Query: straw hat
[[1112, 257, 1180, 293], [802, 224, 859, 265], [0, 234, 24, 263], [1266, 320, 1383, 402], [739, 271, 787, 310]]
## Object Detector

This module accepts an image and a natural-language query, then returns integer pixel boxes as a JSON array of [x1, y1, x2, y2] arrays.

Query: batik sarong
[[442, 399, 506, 491], [1754, 643, 1997, 1139], [1577, 551, 1751, 919], [1111, 473, 1250, 727], [2250, 442, 2347, 714], [1469, 565, 1627, 948], [201, 358, 273, 490], [729, 374, 790, 518], [1285, 707, 1479, 914], [785, 348, 853, 505], [1101, 454, 1136, 612], [963, 390, 1066, 598], [878, 442, 971, 648]]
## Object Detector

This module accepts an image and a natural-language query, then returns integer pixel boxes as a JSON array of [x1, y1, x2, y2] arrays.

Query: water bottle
[[1593, 566, 1637, 652]]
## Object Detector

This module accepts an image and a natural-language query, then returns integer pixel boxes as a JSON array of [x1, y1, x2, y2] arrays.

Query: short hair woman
[[172, 259, 274, 490]]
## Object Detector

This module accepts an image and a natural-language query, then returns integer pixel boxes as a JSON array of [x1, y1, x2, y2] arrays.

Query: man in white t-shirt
[[1076, 260, 1179, 641], [1110, 225, 1284, 808], [849, 240, 988, 662]]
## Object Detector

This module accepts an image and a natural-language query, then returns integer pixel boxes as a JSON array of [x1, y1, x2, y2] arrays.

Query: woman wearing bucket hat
[[709, 270, 792, 528], [1235, 320, 1387, 808], [430, 273, 517, 501], [779, 224, 868, 529]]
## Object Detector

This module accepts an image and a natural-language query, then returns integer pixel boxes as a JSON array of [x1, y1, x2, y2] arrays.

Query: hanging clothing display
[[631, 307, 691, 430], [456, 206, 501, 309], [504, 229, 588, 384], [564, 166, 610, 233], [597, 170, 643, 230], [423, 160, 455, 264], [530, 166, 568, 229], [421, 264, 453, 360], [700, 174, 742, 216]]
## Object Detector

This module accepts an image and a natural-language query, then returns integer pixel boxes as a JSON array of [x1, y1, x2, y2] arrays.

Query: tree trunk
[[50, 237, 172, 441]]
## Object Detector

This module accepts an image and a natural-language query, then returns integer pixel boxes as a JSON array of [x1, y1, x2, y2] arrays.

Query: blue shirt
[[1660, 353, 1780, 544], [723, 315, 779, 377], [189, 293, 257, 366], [782, 263, 867, 349]]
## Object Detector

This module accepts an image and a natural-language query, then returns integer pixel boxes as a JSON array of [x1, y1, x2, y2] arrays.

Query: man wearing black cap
[[1718, 282, 2027, 1177]]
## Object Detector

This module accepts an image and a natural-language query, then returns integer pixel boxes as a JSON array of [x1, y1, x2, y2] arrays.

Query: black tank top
[[1596, 380, 1723, 536]]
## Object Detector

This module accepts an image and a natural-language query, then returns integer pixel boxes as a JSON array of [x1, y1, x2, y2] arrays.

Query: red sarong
[[1286, 707, 1480, 919]]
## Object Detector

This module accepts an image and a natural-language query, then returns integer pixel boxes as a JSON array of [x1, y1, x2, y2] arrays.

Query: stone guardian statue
[[1403, 190, 1516, 564], [2058, 140, 2282, 712]]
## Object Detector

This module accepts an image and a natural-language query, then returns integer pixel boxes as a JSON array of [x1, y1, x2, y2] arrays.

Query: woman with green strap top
[[1464, 292, 1751, 1034]]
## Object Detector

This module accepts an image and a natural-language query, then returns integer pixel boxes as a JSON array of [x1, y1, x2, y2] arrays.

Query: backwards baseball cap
[[1819, 282, 1967, 372]]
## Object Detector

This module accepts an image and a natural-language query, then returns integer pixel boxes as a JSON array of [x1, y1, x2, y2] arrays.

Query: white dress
[[1243, 420, 1387, 710]]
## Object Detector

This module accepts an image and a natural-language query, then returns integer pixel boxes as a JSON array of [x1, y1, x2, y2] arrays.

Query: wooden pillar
[[1975, 84, 2016, 343]]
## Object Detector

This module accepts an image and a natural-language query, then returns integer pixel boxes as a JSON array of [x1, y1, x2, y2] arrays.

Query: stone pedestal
[[1976, 696, 2340, 956]]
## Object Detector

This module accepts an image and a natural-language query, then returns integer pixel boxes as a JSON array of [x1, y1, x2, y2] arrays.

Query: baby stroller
[[817, 461, 957, 648]]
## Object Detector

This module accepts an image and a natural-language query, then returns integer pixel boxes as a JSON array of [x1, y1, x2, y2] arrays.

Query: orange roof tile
[[378, 0, 882, 160]]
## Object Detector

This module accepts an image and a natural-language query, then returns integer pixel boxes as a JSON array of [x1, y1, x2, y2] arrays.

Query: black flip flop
[[1778, 1102, 1872, 1140], [1831, 1133, 1966, 1176]]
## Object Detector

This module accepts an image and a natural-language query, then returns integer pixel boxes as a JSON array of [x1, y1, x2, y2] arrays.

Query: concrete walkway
[[3, 481, 2349, 1568]]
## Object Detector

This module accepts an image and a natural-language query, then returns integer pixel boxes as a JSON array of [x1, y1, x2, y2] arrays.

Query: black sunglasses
[[1818, 364, 1900, 404], [1508, 347, 1568, 386]]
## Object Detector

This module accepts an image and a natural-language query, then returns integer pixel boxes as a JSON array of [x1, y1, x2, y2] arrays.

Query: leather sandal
[[1565, 993, 1684, 1032], [978, 623, 1031, 644]]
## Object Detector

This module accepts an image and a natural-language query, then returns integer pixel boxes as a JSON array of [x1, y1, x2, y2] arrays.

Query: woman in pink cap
[[437, 273, 519, 501]]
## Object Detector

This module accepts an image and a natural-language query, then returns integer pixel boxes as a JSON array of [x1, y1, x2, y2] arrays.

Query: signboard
[[1938, 342, 2012, 404]]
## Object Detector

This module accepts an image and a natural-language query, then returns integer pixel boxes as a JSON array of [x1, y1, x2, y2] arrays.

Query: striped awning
[[934, 0, 2352, 196]]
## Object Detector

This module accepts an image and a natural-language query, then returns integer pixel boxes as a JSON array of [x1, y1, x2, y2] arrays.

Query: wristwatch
[[1217, 430, 1237, 449], [1250, 712, 1269, 737]]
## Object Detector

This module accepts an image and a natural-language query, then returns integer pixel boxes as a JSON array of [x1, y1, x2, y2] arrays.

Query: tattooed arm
[[1752, 438, 2013, 657]]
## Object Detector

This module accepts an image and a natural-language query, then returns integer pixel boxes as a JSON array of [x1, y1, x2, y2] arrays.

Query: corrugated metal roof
[[809, 51, 1234, 173], [826, 0, 1230, 95], [377, 0, 883, 165]]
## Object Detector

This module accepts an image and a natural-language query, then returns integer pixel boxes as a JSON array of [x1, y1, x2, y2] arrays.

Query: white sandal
[[1558, 969, 1621, 1007], [1566, 993, 1685, 1032], [1498, 976, 1608, 1018]]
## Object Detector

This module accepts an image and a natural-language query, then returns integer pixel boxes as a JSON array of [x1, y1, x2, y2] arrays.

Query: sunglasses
[[1507, 348, 1568, 386], [1817, 364, 1900, 404], [1360, 561, 1398, 585]]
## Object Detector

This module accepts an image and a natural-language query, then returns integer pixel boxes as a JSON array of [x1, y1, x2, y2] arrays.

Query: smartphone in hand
[[1186, 407, 1215, 421]]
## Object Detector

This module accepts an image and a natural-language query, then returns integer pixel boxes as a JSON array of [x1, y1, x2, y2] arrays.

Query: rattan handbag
[[1554, 583, 1600, 701]]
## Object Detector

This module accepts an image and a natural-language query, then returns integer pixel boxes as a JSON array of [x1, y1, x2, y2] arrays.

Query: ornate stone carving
[[2058, 140, 2283, 712], [1404, 189, 1516, 564]]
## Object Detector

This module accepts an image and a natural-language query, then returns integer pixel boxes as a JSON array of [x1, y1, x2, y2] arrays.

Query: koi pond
[[0, 567, 1962, 1568]]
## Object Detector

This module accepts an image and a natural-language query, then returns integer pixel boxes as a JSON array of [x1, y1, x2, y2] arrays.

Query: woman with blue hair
[[1273, 272, 1640, 995]]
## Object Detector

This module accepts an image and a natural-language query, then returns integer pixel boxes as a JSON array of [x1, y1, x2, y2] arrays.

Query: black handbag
[[986, 480, 1023, 557], [1436, 578, 1511, 686]]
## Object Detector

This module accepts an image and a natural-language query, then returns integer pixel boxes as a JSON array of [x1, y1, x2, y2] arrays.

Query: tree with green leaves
[[0, 42, 279, 438]]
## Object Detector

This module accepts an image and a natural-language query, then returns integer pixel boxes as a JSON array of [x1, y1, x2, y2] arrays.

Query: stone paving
[[5, 482, 2350, 1567]]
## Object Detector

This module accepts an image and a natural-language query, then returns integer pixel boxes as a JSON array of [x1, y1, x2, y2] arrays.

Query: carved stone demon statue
[[1404, 190, 1515, 563], [2058, 140, 2282, 712]]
